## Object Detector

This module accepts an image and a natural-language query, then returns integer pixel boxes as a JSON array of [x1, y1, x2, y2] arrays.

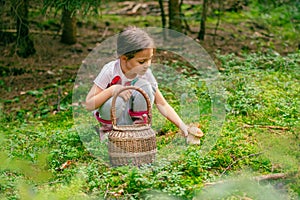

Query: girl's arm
[[85, 84, 111, 111], [85, 84, 131, 111], [154, 89, 189, 136]]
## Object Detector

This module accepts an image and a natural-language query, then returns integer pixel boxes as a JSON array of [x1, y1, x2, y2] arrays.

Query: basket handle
[[111, 86, 152, 126]]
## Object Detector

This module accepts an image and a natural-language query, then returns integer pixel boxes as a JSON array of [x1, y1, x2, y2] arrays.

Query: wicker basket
[[108, 86, 157, 167]]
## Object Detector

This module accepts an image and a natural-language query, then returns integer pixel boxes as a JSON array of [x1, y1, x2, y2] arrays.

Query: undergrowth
[[0, 51, 299, 199]]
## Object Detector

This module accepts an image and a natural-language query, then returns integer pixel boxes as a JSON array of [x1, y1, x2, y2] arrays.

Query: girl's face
[[121, 48, 154, 79]]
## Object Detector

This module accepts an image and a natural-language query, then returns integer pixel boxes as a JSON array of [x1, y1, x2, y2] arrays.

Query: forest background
[[0, 0, 299, 199]]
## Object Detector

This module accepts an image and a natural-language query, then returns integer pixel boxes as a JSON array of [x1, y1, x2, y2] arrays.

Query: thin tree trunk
[[198, 0, 208, 40], [213, 0, 222, 44], [168, 0, 182, 32], [158, 0, 166, 28], [13, 0, 35, 57], [179, 0, 191, 33], [61, 8, 77, 44]]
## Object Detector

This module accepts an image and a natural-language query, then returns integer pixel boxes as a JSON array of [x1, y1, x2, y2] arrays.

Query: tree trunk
[[13, 0, 36, 58], [198, 0, 208, 40], [158, 0, 166, 28], [168, 0, 182, 32], [213, 0, 222, 44], [61, 8, 77, 44]]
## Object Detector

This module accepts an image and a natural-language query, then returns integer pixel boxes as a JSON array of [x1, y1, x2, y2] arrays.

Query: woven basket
[[108, 86, 157, 167]]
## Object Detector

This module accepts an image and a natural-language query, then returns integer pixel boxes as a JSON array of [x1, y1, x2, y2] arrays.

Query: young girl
[[85, 27, 203, 140]]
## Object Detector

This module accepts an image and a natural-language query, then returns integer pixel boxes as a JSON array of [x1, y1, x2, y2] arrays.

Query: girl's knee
[[131, 79, 155, 112], [98, 97, 126, 120], [133, 79, 155, 100]]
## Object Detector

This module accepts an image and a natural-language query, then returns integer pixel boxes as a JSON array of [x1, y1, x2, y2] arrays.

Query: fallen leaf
[[57, 160, 72, 171]]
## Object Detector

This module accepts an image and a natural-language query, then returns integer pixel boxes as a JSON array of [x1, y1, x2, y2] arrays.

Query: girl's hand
[[111, 85, 132, 102]]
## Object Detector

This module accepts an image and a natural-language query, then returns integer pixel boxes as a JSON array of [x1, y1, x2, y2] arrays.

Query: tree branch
[[221, 152, 263, 176], [243, 124, 290, 130], [254, 173, 286, 181]]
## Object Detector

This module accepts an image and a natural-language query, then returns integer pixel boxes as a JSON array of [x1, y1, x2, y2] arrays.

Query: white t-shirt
[[94, 59, 158, 90]]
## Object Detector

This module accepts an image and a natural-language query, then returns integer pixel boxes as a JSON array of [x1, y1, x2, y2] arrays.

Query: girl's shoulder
[[101, 59, 120, 74], [102, 59, 118, 70]]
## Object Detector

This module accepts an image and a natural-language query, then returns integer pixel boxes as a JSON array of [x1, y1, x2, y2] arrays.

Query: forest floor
[[0, 3, 299, 199], [0, 1, 299, 116]]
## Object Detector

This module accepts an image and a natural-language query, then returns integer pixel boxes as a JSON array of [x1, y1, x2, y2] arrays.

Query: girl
[[85, 27, 203, 141]]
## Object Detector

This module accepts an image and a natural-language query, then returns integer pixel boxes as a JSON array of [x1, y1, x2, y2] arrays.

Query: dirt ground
[[0, 3, 298, 116]]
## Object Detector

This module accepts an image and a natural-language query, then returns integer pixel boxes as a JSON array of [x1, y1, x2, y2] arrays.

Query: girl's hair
[[117, 27, 155, 59]]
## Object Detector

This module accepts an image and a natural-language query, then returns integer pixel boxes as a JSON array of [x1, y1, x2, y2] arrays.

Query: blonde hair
[[117, 27, 155, 59]]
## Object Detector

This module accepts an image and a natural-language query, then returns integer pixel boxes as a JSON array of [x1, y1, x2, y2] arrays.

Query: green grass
[[247, 1, 300, 42], [1, 1, 299, 198], [1, 51, 299, 199]]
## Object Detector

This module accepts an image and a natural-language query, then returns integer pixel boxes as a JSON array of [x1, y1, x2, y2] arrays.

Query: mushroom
[[186, 126, 204, 145]]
